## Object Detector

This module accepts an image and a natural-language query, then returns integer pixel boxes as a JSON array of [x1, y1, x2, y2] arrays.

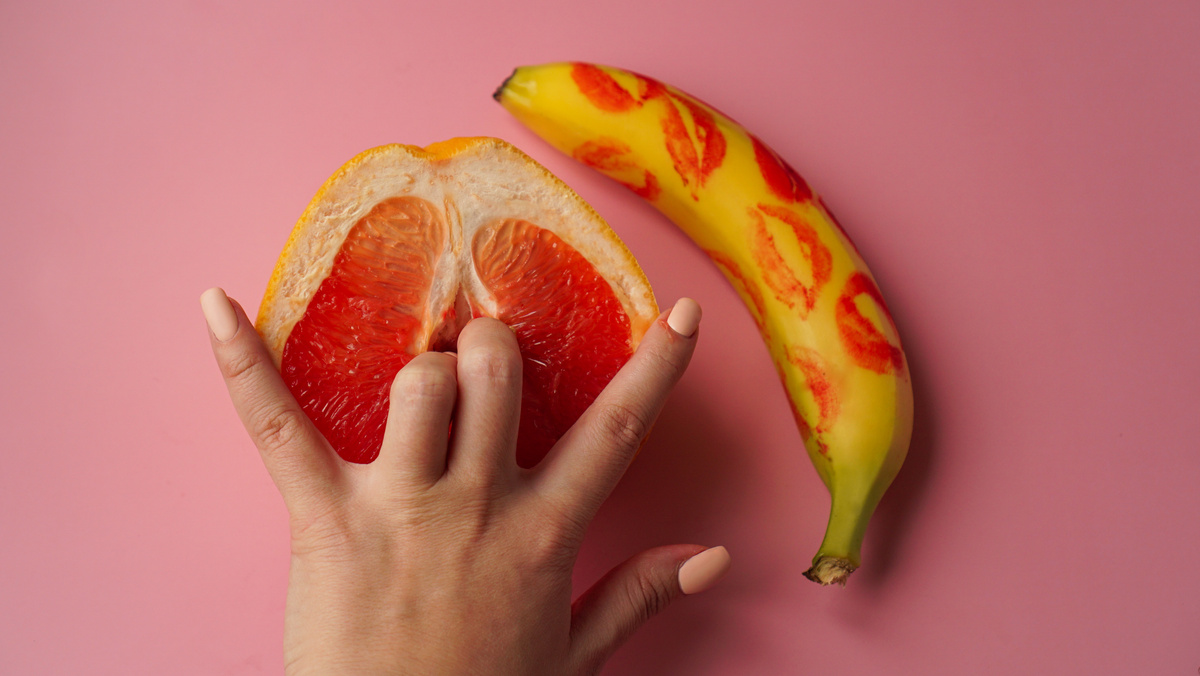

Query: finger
[[534, 298, 700, 518], [446, 317, 523, 484], [568, 545, 730, 673], [373, 351, 458, 486], [201, 287, 341, 517]]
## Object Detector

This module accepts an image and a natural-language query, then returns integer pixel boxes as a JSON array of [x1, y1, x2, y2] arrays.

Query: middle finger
[[447, 317, 523, 485]]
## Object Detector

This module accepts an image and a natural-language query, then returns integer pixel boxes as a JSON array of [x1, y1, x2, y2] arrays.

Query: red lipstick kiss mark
[[836, 272, 903, 374]]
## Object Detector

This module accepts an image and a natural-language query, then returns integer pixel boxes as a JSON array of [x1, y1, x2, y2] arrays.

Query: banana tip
[[804, 557, 857, 586], [493, 68, 517, 102]]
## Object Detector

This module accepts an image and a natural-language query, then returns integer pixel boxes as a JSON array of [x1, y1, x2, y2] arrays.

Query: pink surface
[[2, 1, 1198, 673]]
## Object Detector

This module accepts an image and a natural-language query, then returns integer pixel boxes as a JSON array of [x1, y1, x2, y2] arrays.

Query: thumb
[[568, 545, 731, 672]]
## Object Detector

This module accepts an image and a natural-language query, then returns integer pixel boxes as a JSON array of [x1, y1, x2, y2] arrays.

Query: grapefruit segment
[[280, 196, 449, 464], [473, 219, 636, 467], [258, 138, 656, 466]]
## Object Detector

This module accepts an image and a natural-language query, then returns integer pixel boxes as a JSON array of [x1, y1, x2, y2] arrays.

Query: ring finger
[[374, 351, 460, 487]]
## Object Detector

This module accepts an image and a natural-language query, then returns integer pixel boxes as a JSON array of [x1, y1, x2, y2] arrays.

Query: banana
[[495, 62, 913, 585]]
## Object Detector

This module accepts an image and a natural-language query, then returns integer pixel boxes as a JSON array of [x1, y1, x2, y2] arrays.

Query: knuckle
[[642, 340, 689, 381], [592, 402, 650, 456], [628, 567, 675, 623], [459, 344, 522, 384], [253, 404, 306, 456], [220, 346, 268, 384], [394, 361, 457, 402]]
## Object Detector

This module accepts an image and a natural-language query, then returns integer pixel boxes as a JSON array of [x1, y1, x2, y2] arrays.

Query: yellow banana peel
[[495, 62, 914, 585]]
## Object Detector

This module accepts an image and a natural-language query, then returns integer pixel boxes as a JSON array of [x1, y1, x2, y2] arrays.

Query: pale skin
[[202, 289, 730, 676]]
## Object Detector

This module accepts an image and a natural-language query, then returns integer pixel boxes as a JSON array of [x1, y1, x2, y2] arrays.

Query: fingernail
[[666, 298, 701, 337], [679, 545, 730, 595], [200, 287, 239, 341]]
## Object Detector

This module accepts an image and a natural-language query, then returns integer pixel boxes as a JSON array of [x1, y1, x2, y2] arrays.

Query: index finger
[[532, 298, 700, 521], [201, 287, 342, 518]]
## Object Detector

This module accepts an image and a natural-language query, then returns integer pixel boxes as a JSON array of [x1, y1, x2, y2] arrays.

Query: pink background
[[2, 1, 1197, 673]]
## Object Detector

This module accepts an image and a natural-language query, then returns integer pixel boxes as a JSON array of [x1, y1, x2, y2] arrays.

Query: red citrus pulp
[[256, 138, 657, 466]]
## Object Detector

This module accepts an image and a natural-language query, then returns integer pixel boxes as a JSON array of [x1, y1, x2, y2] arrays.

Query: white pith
[[258, 139, 657, 361]]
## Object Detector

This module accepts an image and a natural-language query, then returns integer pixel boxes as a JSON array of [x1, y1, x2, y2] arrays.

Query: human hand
[[201, 288, 731, 675]]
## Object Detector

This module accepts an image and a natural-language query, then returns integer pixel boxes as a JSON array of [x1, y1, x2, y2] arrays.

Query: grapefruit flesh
[[474, 219, 636, 465], [258, 139, 657, 466]]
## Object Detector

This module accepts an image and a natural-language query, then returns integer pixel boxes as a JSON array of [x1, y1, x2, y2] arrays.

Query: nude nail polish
[[679, 546, 731, 595], [200, 287, 239, 341], [666, 298, 702, 337]]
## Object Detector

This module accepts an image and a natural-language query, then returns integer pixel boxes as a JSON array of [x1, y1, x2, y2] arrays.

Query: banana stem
[[803, 490, 876, 585], [804, 557, 857, 586]]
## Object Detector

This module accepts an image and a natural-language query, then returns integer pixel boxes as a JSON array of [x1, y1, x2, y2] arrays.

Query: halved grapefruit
[[256, 137, 658, 466]]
